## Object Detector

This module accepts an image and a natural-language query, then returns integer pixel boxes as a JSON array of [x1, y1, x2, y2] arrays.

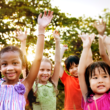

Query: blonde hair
[[41, 57, 53, 71]]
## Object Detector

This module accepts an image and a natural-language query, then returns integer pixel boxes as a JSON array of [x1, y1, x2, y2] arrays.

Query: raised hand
[[62, 44, 68, 51], [78, 33, 95, 48], [53, 30, 60, 41], [38, 10, 53, 28], [99, 35, 110, 45], [14, 29, 27, 42], [93, 20, 106, 35]]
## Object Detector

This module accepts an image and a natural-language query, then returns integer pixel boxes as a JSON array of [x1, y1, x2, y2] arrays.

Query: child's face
[[1, 51, 23, 83], [38, 61, 52, 85], [89, 67, 110, 98], [68, 63, 78, 77]]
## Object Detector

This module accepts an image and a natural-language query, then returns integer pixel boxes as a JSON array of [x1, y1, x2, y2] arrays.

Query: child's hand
[[38, 10, 53, 28], [99, 35, 110, 45], [53, 30, 60, 41], [93, 20, 106, 35], [14, 29, 27, 42], [78, 33, 95, 48], [62, 44, 68, 51]]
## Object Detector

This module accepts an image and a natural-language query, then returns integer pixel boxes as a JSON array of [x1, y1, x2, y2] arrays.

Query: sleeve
[[60, 70, 68, 85]]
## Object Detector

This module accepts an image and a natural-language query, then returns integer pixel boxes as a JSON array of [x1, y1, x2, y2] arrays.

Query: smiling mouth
[[6, 73, 15, 77], [97, 85, 105, 89], [42, 76, 48, 78]]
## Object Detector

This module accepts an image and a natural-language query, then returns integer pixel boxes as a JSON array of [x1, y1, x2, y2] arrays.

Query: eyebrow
[[1, 59, 20, 62]]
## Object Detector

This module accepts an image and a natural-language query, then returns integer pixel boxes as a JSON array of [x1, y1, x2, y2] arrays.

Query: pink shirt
[[82, 91, 110, 110]]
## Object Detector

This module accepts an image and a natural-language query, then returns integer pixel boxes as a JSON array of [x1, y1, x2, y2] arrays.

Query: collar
[[38, 81, 52, 87]]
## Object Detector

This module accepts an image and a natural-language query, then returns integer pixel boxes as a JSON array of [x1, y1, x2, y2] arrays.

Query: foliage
[[0, 0, 110, 109]]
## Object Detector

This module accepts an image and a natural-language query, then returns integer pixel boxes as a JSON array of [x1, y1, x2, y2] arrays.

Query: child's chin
[[71, 74, 78, 77]]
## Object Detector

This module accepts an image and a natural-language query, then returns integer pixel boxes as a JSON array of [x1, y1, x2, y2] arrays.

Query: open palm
[[38, 10, 53, 28], [15, 30, 27, 42], [93, 20, 106, 35], [78, 33, 95, 48], [53, 30, 60, 41]]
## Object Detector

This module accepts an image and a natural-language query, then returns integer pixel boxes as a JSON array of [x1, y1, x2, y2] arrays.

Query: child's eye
[[40, 69, 44, 71], [2, 63, 7, 66], [75, 65, 78, 67], [47, 69, 51, 72], [103, 76, 107, 78], [93, 77, 97, 79], [13, 62, 18, 65]]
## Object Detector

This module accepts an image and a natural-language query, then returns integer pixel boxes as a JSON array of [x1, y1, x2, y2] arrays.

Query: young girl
[[32, 30, 60, 110], [59, 34, 93, 110], [78, 33, 110, 110], [0, 10, 53, 110]]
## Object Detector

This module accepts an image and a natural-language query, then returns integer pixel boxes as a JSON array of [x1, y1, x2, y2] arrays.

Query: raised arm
[[23, 10, 53, 95], [79, 33, 93, 66], [51, 30, 60, 87], [93, 20, 109, 64], [78, 33, 95, 100], [15, 30, 27, 78], [59, 45, 68, 77], [99, 35, 110, 65]]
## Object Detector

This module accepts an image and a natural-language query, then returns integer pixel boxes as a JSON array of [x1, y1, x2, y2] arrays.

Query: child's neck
[[39, 81, 48, 85], [94, 93, 105, 99], [3, 79, 19, 85]]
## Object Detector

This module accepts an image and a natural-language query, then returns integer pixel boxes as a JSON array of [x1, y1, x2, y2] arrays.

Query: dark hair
[[0, 46, 25, 67], [85, 61, 110, 103], [64, 55, 79, 71]]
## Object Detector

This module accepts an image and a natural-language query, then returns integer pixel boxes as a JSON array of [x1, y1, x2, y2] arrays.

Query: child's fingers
[[43, 10, 47, 17], [63, 44, 68, 47], [47, 10, 51, 16], [50, 11, 53, 18], [38, 13, 42, 19], [93, 21, 97, 27], [102, 19, 103, 24], [25, 31, 27, 35]]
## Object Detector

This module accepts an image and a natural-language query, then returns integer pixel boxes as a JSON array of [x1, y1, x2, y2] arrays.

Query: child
[[32, 30, 60, 110], [78, 33, 110, 110], [0, 10, 53, 110], [59, 34, 93, 110]]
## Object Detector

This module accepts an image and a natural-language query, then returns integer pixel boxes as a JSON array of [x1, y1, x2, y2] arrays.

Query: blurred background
[[0, 0, 110, 109]]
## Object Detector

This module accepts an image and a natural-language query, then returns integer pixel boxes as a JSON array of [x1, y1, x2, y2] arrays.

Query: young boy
[[60, 43, 93, 110]]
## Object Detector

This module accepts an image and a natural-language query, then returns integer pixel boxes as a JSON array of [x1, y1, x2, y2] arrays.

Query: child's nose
[[7, 65, 14, 71], [73, 67, 78, 71], [98, 77, 103, 83], [43, 70, 47, 74]]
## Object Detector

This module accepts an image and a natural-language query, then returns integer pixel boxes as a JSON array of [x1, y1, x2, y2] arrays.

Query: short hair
[[0, 46, 25, 66], [85, 61, 110, 102], [64, 55, 79, 71]]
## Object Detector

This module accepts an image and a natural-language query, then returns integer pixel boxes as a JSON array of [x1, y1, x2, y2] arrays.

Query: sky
[[51, 0, 110, 18]]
